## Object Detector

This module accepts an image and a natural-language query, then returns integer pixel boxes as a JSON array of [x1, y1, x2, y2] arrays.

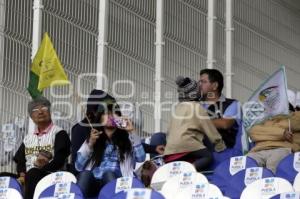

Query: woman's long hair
[[86, 104, 133, 167]]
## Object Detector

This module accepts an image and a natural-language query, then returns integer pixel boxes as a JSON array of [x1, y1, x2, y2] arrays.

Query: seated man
[[198, 69, 242, 167], [247, 104, 300, 173], [14, 96, 71, 199]]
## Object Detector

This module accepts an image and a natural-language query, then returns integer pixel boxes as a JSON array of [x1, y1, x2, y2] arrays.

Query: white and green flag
[[243, 66, 289, 132]]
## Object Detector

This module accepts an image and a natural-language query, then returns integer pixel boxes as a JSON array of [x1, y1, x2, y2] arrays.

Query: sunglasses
[[31, 106, 49, 113]]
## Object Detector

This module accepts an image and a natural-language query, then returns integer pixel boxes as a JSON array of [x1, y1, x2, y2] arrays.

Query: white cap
[[287, 89, 296, 108]]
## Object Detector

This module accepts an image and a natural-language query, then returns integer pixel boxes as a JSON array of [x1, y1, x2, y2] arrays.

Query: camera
[[110, 117, 127, 128]]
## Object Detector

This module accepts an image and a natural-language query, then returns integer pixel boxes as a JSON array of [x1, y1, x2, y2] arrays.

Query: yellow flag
[[31, 32, 69, 91]]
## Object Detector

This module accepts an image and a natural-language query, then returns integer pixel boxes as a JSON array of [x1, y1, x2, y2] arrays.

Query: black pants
[[178, 148, 213, 171], [0, 172, 18, 178], [25, 168, 49, 199], [76, 170, 121, 198]]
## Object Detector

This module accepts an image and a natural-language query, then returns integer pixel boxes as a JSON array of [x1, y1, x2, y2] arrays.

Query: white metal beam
[[225, 0, 234, 98], [96, 0, 109, 89], [207, 0, 216, 69], [0, 0, 5, 111], [0, 0, 5, 82], [154, 0, 164, 132]]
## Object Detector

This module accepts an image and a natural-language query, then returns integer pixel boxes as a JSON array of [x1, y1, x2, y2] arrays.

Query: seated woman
[[164, 76, 226, 171], [75, 98, 146, 197]]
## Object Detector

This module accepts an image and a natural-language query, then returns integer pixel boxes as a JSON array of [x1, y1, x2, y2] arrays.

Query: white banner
[[243, 66, 289, 131]]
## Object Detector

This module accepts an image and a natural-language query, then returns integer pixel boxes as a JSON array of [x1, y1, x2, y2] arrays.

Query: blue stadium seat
[[224, 167, 274, 199], [98, 177, 144, 199], [38, 182, 83, 199], [276, 153, 299, 184], [210, 156, 258, 193], [210, 123, 246, 170], [112, 188, 165, 199]]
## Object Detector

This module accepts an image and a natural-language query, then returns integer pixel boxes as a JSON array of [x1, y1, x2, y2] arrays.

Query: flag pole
[[28, 0, 43, 133]]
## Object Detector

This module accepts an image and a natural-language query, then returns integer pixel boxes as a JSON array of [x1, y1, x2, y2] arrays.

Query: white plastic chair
[[269, 191, 300, 199], [161, 172, 208, 199], [150, 161, 196, 191], [240, 177, 294, 199], [33, 171, 77, 199], [294, 172, 300, 192], [173, 182, 223, 199], [0, 188, 23, 199]]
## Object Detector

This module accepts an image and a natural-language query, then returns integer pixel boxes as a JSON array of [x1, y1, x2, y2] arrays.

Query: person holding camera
[[74, 91, 146, 198], [13, 96, 71, 199]]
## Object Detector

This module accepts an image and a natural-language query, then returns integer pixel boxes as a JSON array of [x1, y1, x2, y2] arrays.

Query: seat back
[[98, 177, 145, 199], [0, 176, 22, 193], [150, 161, 196, 191], [174, 182, 223, 199], [269, 191, 300, 199], [161, 172, 208, 199], [38, 182, 83, 199], [276, 152, 300, 184], [112, 188, 165, 199], [0, 187, 23, 199], [224, 167, 274, 199], [294, 172, 300, 192], [211, 156, 258, 193], [240, 177, 294, 199], [33, 171, 77, 199]]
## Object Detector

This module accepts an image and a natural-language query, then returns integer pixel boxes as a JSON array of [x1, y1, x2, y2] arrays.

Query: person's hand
[[122, 118, 135, 133], [283, 130, 293, 142], [34, 155, 50, 168], [155, 145, 165, 155], [88, 129, 102, 148], [17, 176, 25, 186], [17, 172, 25, 186], [214, 139, 226, 152]]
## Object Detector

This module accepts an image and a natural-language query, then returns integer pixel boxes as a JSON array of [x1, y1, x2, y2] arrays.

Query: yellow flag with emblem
[[28, 32, 69, 98]]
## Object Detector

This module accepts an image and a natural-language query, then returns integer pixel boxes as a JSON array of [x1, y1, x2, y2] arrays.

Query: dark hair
[[200, 69, 224, 94], [86, 104, 132, 167], [289, 103, 295, 112]]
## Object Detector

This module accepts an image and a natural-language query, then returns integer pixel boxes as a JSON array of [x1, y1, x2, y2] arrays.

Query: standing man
[[14, 96, 71, 199], [198, 69, 242, 164]]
